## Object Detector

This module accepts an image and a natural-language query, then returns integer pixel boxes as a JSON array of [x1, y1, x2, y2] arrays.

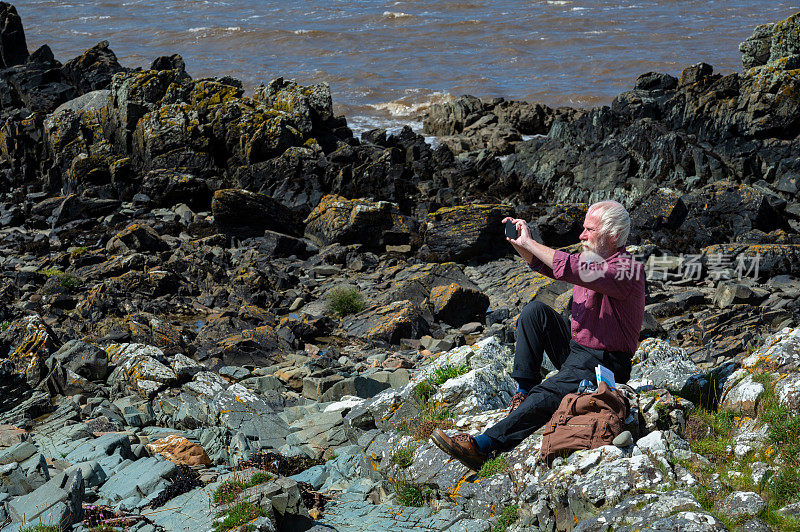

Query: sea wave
[[383, 11, 413, 19], [370, 92, 454, 118]]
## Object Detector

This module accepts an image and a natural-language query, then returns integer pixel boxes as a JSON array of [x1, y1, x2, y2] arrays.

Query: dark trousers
[[484, 301, 632, 452]]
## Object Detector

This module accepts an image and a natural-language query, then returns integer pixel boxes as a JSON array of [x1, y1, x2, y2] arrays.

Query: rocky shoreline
[[2, 2, 800, 531]]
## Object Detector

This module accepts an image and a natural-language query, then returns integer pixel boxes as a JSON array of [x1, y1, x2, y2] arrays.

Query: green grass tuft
[[212, 479, 247, 505], [391, 443, 417, 469], [249, 471, 270, 486], [41, 268, 83, 290], [431, 363, 469, 385], [478, 456, 508, 478], [213, 501, 267, 532], [413, 380, 435, 402], [326, 286, 366, 317], [492, 505, 519, 532]]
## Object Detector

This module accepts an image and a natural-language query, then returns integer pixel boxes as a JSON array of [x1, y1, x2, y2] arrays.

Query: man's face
[[580, 212, 608, 255]]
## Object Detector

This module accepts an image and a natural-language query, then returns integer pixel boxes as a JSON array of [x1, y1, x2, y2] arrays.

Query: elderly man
[[432, 200, 645, 470]]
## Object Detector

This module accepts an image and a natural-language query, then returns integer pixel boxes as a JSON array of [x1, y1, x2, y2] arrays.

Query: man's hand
[[502, 217, 556, 269], [502, 217, 535, 263]]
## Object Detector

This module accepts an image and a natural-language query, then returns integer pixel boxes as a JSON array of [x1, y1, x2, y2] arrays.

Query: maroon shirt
[[529, 247, 645, 354]]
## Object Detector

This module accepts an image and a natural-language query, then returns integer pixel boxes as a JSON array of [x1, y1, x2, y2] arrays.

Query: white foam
[[78, 15, 110, 21], [225, 26, 241, 31], [546, 0, 571, 4], [383, 11, 413, 18], [293, 29, 311, 34], [571, 6, 587, 10], [188, 26, 210, 32], [369, 91, 454, 118], [584, 30, 605, 35]]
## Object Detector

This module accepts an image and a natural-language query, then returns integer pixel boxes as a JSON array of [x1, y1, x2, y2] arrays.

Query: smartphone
[[505, 220, 518, 239]]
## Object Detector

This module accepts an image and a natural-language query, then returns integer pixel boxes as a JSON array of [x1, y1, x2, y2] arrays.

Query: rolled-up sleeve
[[527, 255, 555, 278], [549, 250, 636, 300]]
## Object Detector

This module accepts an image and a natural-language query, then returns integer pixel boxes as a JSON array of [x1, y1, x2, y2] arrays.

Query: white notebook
[[596, 364, 616, 390]]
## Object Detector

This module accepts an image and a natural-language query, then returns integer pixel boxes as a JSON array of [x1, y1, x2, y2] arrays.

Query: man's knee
[[519, 300, 552, 324]]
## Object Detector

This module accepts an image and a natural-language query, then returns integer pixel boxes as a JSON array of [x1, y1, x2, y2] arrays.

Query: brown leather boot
[[431, 429, 488, 471], [508, 391, 528, 414]]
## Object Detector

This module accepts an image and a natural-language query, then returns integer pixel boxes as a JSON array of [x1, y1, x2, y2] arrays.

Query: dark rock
[[304, 194, 413, 249], [536, 203, 588, 247], [48, 194, 119, 227], [419, 204, 508, 263], [150, 54, 186, 73], [62, 40, 125, 94], [430, 283, 490, 327], [141, 169, 212, 210], [342, 300, 430, 344], [0, 2, 28, 68], [106, 223, 170, 253], [212, 188, 301, 238], [50, 339, 109, 381], [634, 72, 678, 91], [320, 376, 392, 402]]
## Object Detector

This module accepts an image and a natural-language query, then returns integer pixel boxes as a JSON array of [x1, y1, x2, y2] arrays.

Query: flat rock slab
[[318, 491, 489, 532], [148, 481, 218, 532], [211, 383, 289, 450], [97, 456, 178, 509]]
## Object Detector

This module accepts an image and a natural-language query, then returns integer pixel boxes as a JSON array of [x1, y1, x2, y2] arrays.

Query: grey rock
[[720, 369, 764, 416], [320, 376, 391, 402], [149, 483, 218, 532], [290, 464, 329, 490], [64, 432, 133, 463], [211, 384, 289, 450], [97, 456, 178, 508], [716, 491, 765, 519], [64, 460, 107, 489], [7, 470, 84, 528], [219, 365, 251, 381], [630, 338, 710, 404], [574, 490, 703, 531], [50, 340, 109, 381], [0, 442, 38, 465], [613, 430, 633, 448]]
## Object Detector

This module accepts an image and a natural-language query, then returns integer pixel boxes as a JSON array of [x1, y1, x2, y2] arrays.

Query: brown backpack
[[540, 382, 629, 465]]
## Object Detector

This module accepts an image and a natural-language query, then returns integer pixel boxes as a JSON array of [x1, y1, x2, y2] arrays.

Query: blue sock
[[473, 434, 495, 454], [515, 377, 536, 396]]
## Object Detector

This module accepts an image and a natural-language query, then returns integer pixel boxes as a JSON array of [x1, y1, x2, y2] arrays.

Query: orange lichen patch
[[449, 474, 470, 499], [147, 434, 211, 466]]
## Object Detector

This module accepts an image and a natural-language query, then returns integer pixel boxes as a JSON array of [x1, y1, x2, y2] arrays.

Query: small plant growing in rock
[[431, 363, 469, 385], [413, 380, 435, 402], [41, 268, 83, 290], [391, 443, 417, 469], [212, 471, 273, 505], [326, 285, 366, 317], [69, 246, 89, 258], [212, 501, 267, 532], [249, 471, 270, 486], [492, 504, 519, 532], [478, 456, 508, 478], [389, 468, 431, 507], [212, 478, 248, 505]]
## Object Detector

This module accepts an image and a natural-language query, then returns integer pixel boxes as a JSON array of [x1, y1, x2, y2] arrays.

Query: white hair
[[588, 200, 630, 248]]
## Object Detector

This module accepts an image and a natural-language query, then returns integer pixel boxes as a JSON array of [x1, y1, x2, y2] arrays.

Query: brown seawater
[[15, 0, 799, 135]]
